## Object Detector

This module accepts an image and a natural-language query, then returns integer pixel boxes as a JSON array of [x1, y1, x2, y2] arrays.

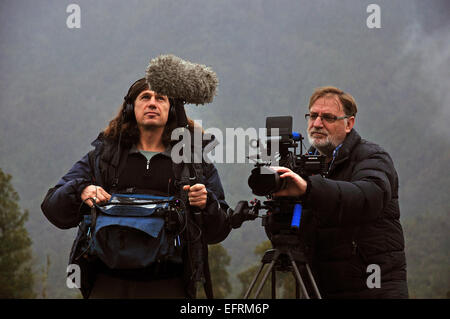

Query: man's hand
[[183, 184, 208, 209], [81, 185, 111, 207], [271, 167, 308, 197]]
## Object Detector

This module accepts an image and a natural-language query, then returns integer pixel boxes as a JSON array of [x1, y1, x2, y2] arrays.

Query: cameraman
[[41, 78, 230, 298], [272, 86, 408, 298]]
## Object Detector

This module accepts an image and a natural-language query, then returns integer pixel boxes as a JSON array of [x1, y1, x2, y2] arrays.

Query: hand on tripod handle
[[229, 200, 260, 229]]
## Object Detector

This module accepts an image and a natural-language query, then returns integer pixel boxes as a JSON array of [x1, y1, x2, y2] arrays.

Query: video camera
[[230, 116, 327, 234], [228, 116, 327, 299], [248, 116, 327, 197]]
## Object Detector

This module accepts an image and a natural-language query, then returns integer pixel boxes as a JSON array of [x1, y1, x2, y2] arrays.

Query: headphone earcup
[[122, 103, 135, 123]]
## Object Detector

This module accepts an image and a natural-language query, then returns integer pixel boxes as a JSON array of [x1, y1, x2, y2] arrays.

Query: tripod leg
[[290, 260, 310, 299], [272, 268, 276, 299], [295, 274, 300, 298], [305, 264, 322, 299], [254, 259, 277, 299], [243, 262, 266, 299]]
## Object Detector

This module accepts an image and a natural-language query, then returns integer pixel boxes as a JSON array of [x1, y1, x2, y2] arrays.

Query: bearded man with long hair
[[41, 78, 231, 298]]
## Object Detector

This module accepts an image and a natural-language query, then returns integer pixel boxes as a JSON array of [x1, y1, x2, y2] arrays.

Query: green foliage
[[197, 244, 232, 299], [403, 210, 450, 298], [0, 168, 35, 298]]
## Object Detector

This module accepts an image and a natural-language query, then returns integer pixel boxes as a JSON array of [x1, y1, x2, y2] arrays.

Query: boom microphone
[[145, 54, 218, 105]]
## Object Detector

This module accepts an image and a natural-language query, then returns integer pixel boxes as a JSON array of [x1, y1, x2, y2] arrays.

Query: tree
[[197, 244, 232, 299], [0, 168, 35, 298]]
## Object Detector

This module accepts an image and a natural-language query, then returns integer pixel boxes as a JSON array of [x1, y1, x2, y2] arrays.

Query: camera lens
[[248, 166, 286, 196]]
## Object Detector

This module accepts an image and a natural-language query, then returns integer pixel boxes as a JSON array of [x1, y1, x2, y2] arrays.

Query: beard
[[307, 129, 339, 157], [138, 118, 166, 132], [140, 123, 161, 130]]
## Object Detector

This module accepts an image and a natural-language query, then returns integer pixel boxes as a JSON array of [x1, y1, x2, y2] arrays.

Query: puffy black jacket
[[303, 129, 408, 298]]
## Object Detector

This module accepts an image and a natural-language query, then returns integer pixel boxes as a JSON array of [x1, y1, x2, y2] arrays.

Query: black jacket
[[303, 129, 408, 298], [41, 134, 231, 297]]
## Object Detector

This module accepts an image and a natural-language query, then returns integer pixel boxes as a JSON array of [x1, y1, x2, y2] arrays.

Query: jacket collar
[[129, 143, 172, 158], [90, 132, 105, 148], [308, 129, 361, 164], [333, 129, 361, 164]]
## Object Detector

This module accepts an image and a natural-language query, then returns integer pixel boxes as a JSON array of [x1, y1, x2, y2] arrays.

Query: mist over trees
[[0, 168, 35, 298], [0, 0, 448, 298]]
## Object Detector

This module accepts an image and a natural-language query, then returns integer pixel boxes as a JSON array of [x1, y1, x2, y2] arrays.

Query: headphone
[[122, 78, 176, 123]]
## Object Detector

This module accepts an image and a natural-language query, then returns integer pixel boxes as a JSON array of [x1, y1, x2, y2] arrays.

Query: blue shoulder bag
[[81, 193, 185, 269]]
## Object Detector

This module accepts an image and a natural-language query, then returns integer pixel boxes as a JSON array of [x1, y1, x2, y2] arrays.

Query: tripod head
[[228, 197, 313, 270]]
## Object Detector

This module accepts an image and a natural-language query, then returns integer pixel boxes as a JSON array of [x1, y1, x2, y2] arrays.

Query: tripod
[[243, 234, 322, 299]]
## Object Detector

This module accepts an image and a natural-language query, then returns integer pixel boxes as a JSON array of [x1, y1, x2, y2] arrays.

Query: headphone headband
[[124, 78, 146, 102]]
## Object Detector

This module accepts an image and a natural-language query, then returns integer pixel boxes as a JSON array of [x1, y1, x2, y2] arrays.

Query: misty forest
[[0, 0, 449, 298]]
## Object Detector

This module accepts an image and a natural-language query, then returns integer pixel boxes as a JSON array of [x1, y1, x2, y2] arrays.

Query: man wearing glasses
[[272, 86, 408, 298]]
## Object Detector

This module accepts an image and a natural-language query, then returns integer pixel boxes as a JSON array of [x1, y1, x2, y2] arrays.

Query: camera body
[[263, 116, 327, 236], [248, 116, 327, 197], [231, 116, 328, 234]]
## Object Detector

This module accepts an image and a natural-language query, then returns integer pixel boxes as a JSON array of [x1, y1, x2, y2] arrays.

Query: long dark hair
[[102, 78, 197, 147]]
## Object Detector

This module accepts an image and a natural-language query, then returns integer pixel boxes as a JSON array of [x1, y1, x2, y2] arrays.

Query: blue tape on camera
[[291, 203, 302, 228]]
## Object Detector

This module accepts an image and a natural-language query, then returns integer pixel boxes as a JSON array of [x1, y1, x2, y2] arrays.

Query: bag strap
[[87, 149, 100, 185], [110, 148, 129, 192], [171, 136, 214, 298]]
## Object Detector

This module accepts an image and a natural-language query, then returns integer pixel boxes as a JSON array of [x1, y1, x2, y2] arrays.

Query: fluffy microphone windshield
[[145, 54, 218, 105]]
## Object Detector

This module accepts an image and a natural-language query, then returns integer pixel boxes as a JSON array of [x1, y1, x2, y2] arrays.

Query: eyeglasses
[[305, 113, 351, 123]]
